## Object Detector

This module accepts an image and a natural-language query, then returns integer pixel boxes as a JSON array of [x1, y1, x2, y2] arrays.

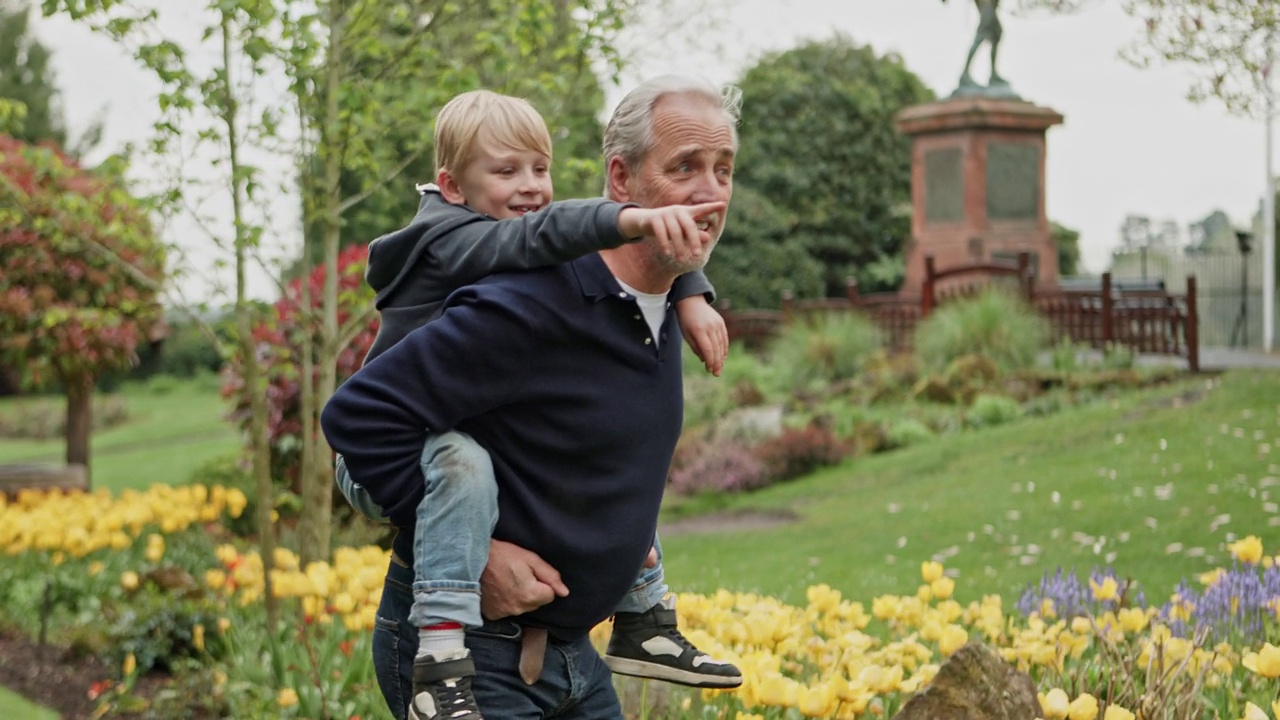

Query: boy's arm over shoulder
[[320, 280, 540, 525], [431, 198, 638, 287], [670, 269, 716, 304]]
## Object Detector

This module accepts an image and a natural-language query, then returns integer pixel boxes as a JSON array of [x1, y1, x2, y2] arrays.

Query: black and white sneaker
[[409, 648, 484, 720], [604, 596, 743, 688]]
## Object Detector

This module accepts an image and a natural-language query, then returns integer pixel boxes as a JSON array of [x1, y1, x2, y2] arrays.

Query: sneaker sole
[[604, 656, 743, 689]]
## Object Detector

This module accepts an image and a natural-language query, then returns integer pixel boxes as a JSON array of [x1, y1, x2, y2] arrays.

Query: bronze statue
[[945, 0, 1016, 97]]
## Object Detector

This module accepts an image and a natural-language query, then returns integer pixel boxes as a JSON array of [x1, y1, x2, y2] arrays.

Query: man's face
[[622, 93, 735, 274]]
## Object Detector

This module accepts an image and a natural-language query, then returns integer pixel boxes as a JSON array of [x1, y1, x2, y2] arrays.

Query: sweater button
[[634, 315, 641, 320], [644, 337, 652, 345], [618, 292, 628, 299]]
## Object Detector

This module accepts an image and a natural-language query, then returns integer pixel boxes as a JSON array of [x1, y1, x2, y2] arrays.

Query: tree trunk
[[63, 373, 93, 486], [220, 15, 279, 644], [295, 0, 345, 564]]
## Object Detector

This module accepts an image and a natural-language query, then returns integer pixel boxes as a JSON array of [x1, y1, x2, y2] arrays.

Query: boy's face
[[445, 142, 553, 219]]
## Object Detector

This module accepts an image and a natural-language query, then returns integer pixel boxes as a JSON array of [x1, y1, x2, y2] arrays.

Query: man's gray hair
[[603, 75, 742, 175]]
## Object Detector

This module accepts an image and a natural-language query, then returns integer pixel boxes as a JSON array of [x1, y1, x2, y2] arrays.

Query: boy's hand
[[617, 202, 726, 263], [677, 295, 728, 376]]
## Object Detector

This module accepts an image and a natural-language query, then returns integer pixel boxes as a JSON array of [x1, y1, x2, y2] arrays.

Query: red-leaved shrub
[[753, 423, 851, 483], [668, 438, 769, 495], [222, 244, 377, 484]]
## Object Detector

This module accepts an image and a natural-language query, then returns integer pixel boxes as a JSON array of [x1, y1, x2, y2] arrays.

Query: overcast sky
[[32, 0, 1271, 302]]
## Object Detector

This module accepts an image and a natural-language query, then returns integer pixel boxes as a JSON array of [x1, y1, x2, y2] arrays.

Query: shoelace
[[424, 677, 481, 719]]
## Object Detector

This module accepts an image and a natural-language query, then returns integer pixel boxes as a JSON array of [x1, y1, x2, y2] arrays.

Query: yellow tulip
[[1241, 702, 1268, 720], [277, 687, 299, 708], [1067, 693, 1098, 720], [931, 576, 955, 600], [1041, 688, 1070, 720], [939, 624, 968, 657], [920, 561, 943, 583], [1103, 705, 1135, 720], [1089, 577, 1118, 602], [122, 652, 137, 677], [1228, 535, 1264, 565], [192, 624, 205, 652], [1242, 642, 1280, 678], [120, 571, 140, 591]]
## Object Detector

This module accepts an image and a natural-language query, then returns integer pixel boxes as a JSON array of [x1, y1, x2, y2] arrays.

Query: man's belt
[[519, 627, 547, 685]]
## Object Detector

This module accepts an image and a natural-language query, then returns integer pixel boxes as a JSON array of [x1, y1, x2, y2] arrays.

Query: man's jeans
[[335, 430, 668, 628], [374, 558, 624, 720]]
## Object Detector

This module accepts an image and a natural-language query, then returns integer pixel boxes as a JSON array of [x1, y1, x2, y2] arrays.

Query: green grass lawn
[[0, 686, 58, 720], [0, 376, 240, 493], [660, 369, 1280, 608]]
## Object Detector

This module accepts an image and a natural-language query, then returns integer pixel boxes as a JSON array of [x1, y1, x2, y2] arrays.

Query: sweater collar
[[570, 253, 628, 303]]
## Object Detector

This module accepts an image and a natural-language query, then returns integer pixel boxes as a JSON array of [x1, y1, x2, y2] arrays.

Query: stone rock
[[712, 404, 784, 444], [892, 642, 1042, 720]]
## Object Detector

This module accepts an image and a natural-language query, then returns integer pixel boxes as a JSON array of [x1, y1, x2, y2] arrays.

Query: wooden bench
[[0, 463, 88, 498]]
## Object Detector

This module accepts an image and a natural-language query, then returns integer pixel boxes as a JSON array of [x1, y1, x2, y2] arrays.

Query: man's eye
[[675, 163, 693, 174]]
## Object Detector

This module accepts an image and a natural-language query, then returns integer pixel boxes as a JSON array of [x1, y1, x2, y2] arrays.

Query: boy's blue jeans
[[335, 430, 668, 629]]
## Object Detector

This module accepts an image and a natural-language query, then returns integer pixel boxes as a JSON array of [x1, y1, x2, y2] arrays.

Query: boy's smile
[[447, 143, 554, 220]]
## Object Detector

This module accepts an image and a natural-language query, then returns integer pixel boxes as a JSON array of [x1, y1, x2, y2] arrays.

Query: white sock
[[417, 624, 466, 660]]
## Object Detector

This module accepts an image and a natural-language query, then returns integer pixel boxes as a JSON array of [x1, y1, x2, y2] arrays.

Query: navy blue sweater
[[320, 253, 683, 640]]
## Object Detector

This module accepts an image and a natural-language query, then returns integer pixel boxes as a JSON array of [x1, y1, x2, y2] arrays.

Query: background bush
[[913, 288, 1049, 372], [766, 312, 883, 394]]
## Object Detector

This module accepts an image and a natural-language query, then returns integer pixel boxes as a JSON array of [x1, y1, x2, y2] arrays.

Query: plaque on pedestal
[[894, 97, 1064, 295]]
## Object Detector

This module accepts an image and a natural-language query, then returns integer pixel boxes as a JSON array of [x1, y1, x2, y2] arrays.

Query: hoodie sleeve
[[320, 283, 537, 526], [423, 198, 637, 290], [670, 270, 716, 304]]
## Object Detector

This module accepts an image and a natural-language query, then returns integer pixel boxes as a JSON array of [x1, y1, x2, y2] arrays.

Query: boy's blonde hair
[[434, 90, 553, 175]]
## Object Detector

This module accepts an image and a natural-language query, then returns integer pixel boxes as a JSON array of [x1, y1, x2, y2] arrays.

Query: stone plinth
[[895, 97, 1064, 295]]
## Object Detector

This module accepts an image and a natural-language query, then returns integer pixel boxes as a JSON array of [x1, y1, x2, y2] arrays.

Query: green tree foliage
[[1052, 221, 1081, 277], [0, 0, 66, 146], [707, 185, 824, 309], [729, 35, 934, 299], [0, 136, 164, 480], [1018, 0, 1278, 116], [295, 0, 610, 269]]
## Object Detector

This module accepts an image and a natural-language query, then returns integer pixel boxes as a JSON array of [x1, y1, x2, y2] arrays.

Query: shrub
[[753, 423, 851, 483], [884, 417, 934, 449], [914, 288, 1049, 372], [966, 393, 1022, 428], [766, 312, 882, 394], [668, 439, 769, 495], [0, 393, 129, 440]]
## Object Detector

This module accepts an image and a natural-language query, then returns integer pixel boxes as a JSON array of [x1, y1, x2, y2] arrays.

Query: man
[[320, 74, 738, 720]]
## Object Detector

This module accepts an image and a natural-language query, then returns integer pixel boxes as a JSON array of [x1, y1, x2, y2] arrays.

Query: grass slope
[[0, 378, 240, 493], [0, 686, 58, 720], [660, 370, 1280, 608]]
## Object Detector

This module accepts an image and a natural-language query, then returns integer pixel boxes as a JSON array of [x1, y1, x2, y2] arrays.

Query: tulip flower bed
[[3, 482, 1280, 720]]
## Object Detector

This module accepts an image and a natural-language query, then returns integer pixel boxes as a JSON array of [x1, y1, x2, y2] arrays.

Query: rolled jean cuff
[[615, 564, 667, 614], [409, 585, 483, 629]]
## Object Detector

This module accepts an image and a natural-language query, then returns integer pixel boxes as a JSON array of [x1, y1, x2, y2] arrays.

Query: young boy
[[335, 89, 741, 720]]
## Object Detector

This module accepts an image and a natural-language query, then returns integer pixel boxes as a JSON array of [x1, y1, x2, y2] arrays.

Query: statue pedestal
[[894, 97, 1064, 295]]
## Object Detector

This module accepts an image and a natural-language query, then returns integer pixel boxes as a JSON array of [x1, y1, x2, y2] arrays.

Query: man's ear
[[605, 156, 634, 203], [437, 169, 466, 205]]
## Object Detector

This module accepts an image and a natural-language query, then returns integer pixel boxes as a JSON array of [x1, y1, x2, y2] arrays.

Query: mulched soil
[[0, 628, 106, 719], [0, 628, 169, 720]]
